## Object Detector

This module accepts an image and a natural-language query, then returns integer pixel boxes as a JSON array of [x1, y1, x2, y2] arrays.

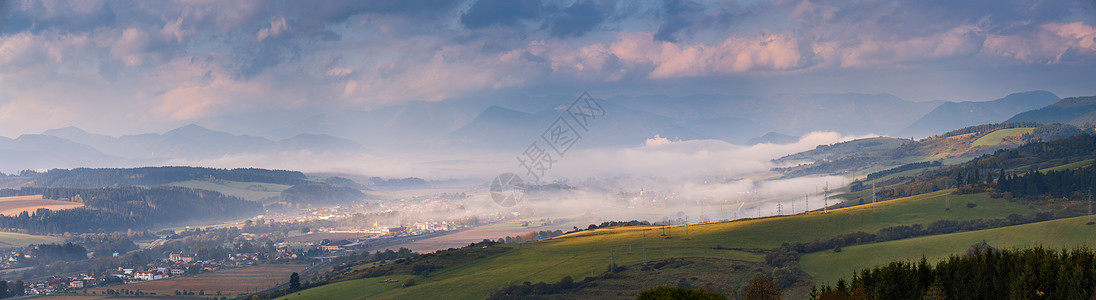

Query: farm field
[[83, 265, 307, 297], [1041, 158, 1096, 172], [286, 232, 372, 243], [971, 127, 1035, 146], [296, 190, 1035, 299], [0, 195, 83, 216], [381, 227, 567, 254], [800, 215, 1096, 285], [0, 231, 62, 248], [168, 180, 290, 202]]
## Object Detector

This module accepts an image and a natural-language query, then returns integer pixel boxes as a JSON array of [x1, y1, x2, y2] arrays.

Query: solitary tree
[[289, 272, 301, 290], [746, 275, 783, 300]]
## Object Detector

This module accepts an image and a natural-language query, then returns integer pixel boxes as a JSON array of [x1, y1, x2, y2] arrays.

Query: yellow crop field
[[0, 195, 84, 216]]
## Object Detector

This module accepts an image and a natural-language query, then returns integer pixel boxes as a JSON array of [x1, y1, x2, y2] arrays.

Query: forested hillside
[[783, 123, 1090, 178], [14, 167, 310, 188], [859, 133, 1096, 201], [0, 186, 260, 234]]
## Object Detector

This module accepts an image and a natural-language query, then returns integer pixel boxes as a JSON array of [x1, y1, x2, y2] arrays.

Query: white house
[[134, 271, 163, 281]]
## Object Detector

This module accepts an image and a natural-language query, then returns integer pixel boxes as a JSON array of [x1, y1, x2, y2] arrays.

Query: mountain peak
[[42, 126, 90, 136], [167, 123, 211, 133], [163, 123, 232, 139], [996, 90, 1058, 104]]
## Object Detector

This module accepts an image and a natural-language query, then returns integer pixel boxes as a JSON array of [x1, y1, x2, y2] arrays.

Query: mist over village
[[0, 0, 1095, 299]]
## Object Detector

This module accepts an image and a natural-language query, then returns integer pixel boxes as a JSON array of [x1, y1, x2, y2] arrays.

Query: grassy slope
[[971, 128, 1035, 146], [168, 180, 290, 202], [293, 190, 1033, 299], [0, 231, 62, 248], [281, 275, 422, 300], [800, 215, 1096, 285], [1041, 158, 1096, 172]]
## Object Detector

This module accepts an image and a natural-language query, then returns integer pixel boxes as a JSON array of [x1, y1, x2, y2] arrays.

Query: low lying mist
[[155, 131, 869, 226]]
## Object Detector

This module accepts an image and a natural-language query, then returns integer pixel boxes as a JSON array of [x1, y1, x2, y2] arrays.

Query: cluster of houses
[[23, 254, 221, 295]]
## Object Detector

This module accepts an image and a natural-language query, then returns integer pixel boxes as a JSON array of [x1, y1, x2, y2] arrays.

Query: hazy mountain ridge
[[0, 91, 1071, 175], [1005, 96, 1096, 126], [895, 91, 1060, 138]]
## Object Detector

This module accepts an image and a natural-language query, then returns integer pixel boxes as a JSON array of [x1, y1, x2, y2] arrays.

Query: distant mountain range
[[1, 90, 1086, 174], [0, 125, 366, 172], [894, 91, 1060, 138], [1005, 96, 1096, 126]]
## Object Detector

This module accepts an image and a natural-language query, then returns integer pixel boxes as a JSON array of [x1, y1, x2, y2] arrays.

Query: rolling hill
[[284, 189, 1043, 299], [776, 122, 1089, 179], [277, 132, 1096, 299], [799, 215, 1096, 285]]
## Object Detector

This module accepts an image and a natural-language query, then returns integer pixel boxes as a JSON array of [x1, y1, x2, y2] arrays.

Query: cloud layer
[[0, 0, 1094, 137]]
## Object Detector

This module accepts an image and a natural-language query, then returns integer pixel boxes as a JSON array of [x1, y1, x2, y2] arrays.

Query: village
[[2, 215, 470, 296]]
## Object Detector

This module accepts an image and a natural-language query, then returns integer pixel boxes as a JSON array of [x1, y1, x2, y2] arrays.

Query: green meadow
[[288, 189, 1038, 299]]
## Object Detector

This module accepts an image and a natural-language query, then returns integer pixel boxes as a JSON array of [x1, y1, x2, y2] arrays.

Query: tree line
[[16, 166, 310, 188], [496, 230, 565, 244], [997, 166, 1096, 199], [765, 212, 1059, 270], [810, 246, 1096, 299]]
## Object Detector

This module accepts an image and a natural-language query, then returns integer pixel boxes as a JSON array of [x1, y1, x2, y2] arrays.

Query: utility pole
[[700, 203, 704, 223], [872, 180, 877, 203], [1088, 190, 1093, 225], [610, 247, 615, 272], [685, 216, 689, 239], [777, 202, 783, 215], [823, 183, 829, 213]]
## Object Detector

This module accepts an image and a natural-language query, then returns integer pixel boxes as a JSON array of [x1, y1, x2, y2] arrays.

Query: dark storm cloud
[[808, 0, 1088, 38], [460, 0, 543, 29], [654, 0, 706, 41], [285, 0, 464, 39], [547, 0, 606, 38], [1, 0, 1095, 139], [0, 0, 116, 34]]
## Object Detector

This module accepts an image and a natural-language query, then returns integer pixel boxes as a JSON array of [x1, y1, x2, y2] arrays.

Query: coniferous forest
[[811, 246, 1096, 299]]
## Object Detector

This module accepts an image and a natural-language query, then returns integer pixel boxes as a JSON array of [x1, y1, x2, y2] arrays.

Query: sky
[[1, 0, 1095, 138]]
